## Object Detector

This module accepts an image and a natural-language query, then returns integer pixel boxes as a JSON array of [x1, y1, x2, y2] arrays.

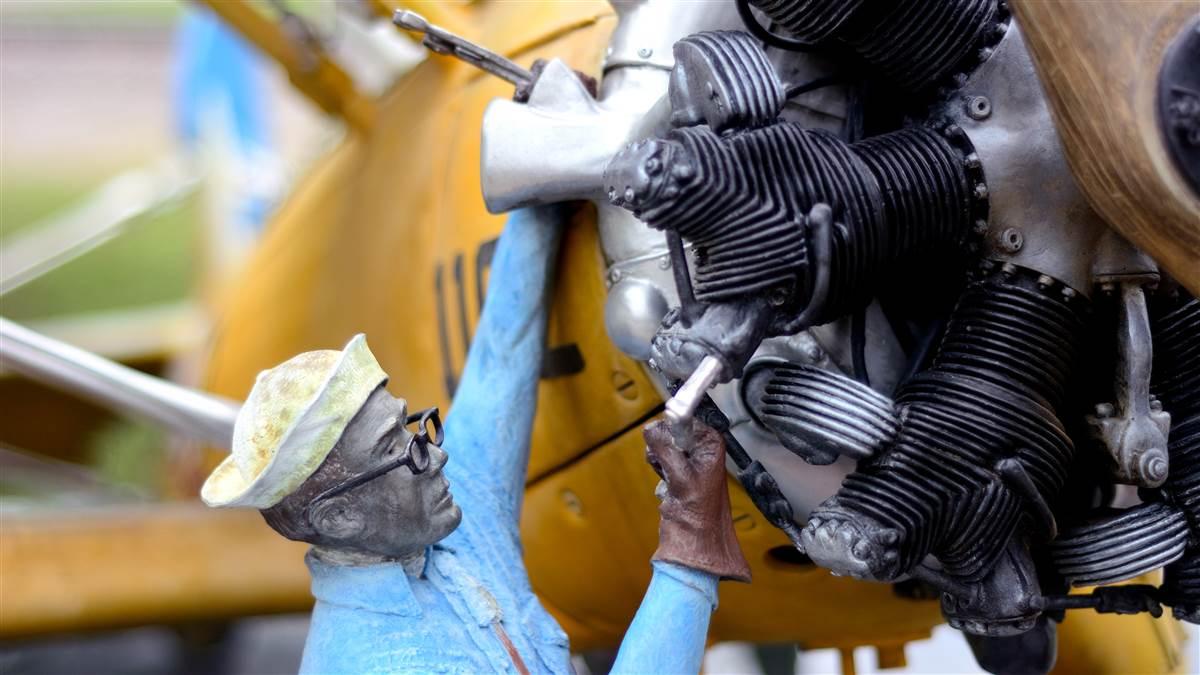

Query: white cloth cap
[[201, 334, 387, 508]]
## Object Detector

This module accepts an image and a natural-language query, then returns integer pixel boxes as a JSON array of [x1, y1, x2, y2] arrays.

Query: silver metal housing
[[938, 24, 1111, 295], [479, 0, 899, 523]]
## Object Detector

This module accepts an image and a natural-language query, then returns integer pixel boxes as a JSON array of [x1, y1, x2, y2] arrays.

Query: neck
[[311, 545, 427, 573]]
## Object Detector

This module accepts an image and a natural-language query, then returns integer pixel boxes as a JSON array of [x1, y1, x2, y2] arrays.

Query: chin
[[433, 503, 463, 540]]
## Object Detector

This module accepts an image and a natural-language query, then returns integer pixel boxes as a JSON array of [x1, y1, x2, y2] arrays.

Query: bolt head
[[560, 489, 584, 515], [966, 95, 992, 120], [1144, 456, 1168, 483], [637, 47, 653, 59], [1094, 402, 1115, 418], [999, 227, 1023, 252]]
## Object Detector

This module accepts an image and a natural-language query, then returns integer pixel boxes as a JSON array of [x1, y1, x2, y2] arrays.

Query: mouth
[[433, 476, 453, 509]]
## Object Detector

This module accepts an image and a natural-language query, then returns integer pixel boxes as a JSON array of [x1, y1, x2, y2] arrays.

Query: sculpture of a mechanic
[[201, 205, 750, 673]]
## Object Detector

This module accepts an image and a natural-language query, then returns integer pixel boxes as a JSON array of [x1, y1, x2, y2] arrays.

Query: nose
[[428, 444, 449, 473]]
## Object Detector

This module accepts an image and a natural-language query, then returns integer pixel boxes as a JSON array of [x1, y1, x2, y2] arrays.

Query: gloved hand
[[644, 419, 752, 582]]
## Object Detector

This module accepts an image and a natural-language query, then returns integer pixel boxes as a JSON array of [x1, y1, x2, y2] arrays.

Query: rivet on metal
[[805, 343, 824, 362], [999, 227, 1023, 253], [637, 47, 653, 59], [612, 370, 638, 401], [966, 95, 992, 120], [768, 287, 789, 306], [561, 489, 584, 516]]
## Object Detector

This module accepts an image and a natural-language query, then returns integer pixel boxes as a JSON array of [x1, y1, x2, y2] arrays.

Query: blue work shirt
[[299, 207, 720, 674]]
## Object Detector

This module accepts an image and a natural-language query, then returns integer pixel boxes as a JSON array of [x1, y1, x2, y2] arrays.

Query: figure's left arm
[[441, 204, 568, 517], [610, 560, 719, 675], [610, 420, 752, 674]]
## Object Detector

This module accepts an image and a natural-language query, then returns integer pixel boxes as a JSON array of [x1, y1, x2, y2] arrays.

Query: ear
[[309, 496, 366, 542]]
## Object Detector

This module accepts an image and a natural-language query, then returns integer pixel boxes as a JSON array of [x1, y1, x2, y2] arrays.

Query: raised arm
[[611, 421, 752, 674], [441, 204, 567, 515]]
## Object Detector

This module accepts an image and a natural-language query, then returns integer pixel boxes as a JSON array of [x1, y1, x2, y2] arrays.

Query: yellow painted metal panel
[[0, 505, 310, 638]]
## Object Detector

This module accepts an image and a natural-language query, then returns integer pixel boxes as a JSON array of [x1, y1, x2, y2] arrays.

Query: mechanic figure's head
[[201, 335, 461, 560]]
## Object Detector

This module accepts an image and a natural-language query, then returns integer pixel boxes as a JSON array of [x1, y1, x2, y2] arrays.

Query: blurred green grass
[[0, 177, 198, 320], [0, 175, 197, 494]]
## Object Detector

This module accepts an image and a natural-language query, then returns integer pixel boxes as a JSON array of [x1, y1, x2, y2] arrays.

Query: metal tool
[[393, 10, 533, 88], [664, 354, 724, 430]]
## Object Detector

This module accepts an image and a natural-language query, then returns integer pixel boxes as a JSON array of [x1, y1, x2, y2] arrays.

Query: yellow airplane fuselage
[[199, 2, 1187, 669]]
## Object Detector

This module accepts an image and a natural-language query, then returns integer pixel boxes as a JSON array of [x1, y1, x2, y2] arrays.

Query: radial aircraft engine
[[193, 0, 1199, 672]]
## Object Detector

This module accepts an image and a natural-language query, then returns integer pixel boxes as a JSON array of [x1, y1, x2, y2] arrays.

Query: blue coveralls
[[300, 207, 720, 674]]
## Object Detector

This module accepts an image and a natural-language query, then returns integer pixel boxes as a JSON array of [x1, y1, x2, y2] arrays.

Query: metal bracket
[[1086, 283, 1171, 487]]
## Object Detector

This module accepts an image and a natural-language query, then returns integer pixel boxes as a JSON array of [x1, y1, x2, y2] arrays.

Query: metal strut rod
[[0, 317, 238, 447]]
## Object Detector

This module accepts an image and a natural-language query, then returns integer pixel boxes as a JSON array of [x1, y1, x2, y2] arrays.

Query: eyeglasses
[[305, 407, 444, 517]]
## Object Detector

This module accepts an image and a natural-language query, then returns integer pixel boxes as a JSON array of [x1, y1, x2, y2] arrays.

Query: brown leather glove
[[644, 419, 752, 582]]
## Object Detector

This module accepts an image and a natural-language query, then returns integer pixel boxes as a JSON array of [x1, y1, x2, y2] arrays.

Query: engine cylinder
[[1153, 294, 1200, 622], [801, 264, 1088, 608], [749, 0, 1005, 92], [605, 122, 973, 326]]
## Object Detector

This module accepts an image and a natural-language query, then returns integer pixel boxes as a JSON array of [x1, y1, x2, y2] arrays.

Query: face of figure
[[308, 387, 463, 559]]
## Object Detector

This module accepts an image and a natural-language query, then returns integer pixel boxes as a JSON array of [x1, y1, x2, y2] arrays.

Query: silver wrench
[[393, 10, 533, 88]]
